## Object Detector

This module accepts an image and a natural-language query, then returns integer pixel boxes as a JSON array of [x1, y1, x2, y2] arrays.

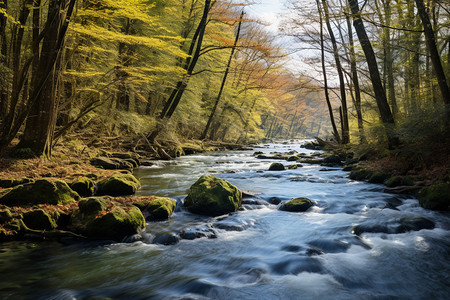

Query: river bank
[[1, 140, 448, 299], [1, 137, 449, 242], [0, 139, 252, 242]]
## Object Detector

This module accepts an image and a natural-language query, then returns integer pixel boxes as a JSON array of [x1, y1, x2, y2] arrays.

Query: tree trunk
[[19, 0, 77, 156], [348, 0, 398, 148], [321, 0, 349, 144], [0, 0, 8, 121], [345, 3, 365, 142], [316, 0, 341, 143], [415, 0, 450, 105], [160, 0, 211, 119], [116, 19, 131, 111], [200, 11, 243, 140], [383, 0, 399, 116]]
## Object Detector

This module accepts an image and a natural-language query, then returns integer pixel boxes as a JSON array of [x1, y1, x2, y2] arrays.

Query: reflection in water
[[0, 141, 449, 299]]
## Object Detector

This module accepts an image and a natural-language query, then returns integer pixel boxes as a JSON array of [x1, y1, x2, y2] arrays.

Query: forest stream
[[0, 140, 449, 299]]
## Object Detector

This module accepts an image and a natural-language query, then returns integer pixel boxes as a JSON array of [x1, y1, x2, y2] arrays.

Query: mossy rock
[[133, 196, 177, 221], [301, 159, 323, 165], [418, 183, 450, 211], [368, 172, 389, 184], [287, 156, 298, 162], [0, 178, 33, 188], [70, 198, 145, 241], [288, 164, 298, 170], [96, 173, 141, 196], [349, 169, 373, 181], [22, 209, 57, 230], [386, 176, 414, 188], [78, 197, 109, 215], [279, 197, 313, 212], [91, 157, 133, 170], [70, 177, 95, 197], [322, 155, 342, 165], [269, 163, 285, 171], [0, 179, 79, 206], [184, 175, 242, 216]]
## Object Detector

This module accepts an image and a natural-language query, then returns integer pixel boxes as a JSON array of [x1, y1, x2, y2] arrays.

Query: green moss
[[96, 173, 141, 196], [386, 176, 414, 187], [23, 209, 57, 230], [134, 197, 176, 220], [269, 163, 285, 171], [0, 179, 79, 206], [280, 197, 313, 212], [301, 159, 323, 165], [78, 197, 109, 215], [70, 198, 145, 241], [349, 169, 373, 181], [323, 155, 342, 164], [386, 176, 403, 187], [368, 172, 389, 184], [418, 183, 450, 211], [0, 178, 33, 188], [184, 175, 242, 216], [288, 164, 298, 170], [70, 177, 95, 197], [84, 206, 145, 241]]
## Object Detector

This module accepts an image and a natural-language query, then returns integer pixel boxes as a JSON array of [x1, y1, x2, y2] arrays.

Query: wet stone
[[180, 225, 217, 240], [153, 233, 180, 245]]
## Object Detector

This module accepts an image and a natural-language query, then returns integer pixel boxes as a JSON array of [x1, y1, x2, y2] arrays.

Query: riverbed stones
[[69, 177, 95, 197], [397, 217, 435, 233], [133, 196, 176, 221], [279, 197, 313, 212], [153, 233, 180, 245], [70, 197, 145, 241], [96, 173, 141, 196], [0, 178, 33, 188], [23, 209, 57, 231], [418, 183, 450, 211], [269, 163, 285, 171], [0, 179, 79, 206], [184, 175, 242, 216]]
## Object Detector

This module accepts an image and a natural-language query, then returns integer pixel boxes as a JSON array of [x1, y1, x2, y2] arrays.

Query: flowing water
[[1, 141, 449, 299]]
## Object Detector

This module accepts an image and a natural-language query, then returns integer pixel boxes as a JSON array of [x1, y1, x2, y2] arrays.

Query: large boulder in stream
[[96, 173, 141, 196], [0, 179, 79, 206], [269, 163, 285, 171], [184, 175, 242, 216], [70, 197, 145, 242], [279, 197, 313, 212]]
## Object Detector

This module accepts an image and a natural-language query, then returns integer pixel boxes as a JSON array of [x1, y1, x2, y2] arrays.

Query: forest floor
[[0, 132, 449, 188], [0, 135, 251, 182], [351, 133, 450, 186]]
